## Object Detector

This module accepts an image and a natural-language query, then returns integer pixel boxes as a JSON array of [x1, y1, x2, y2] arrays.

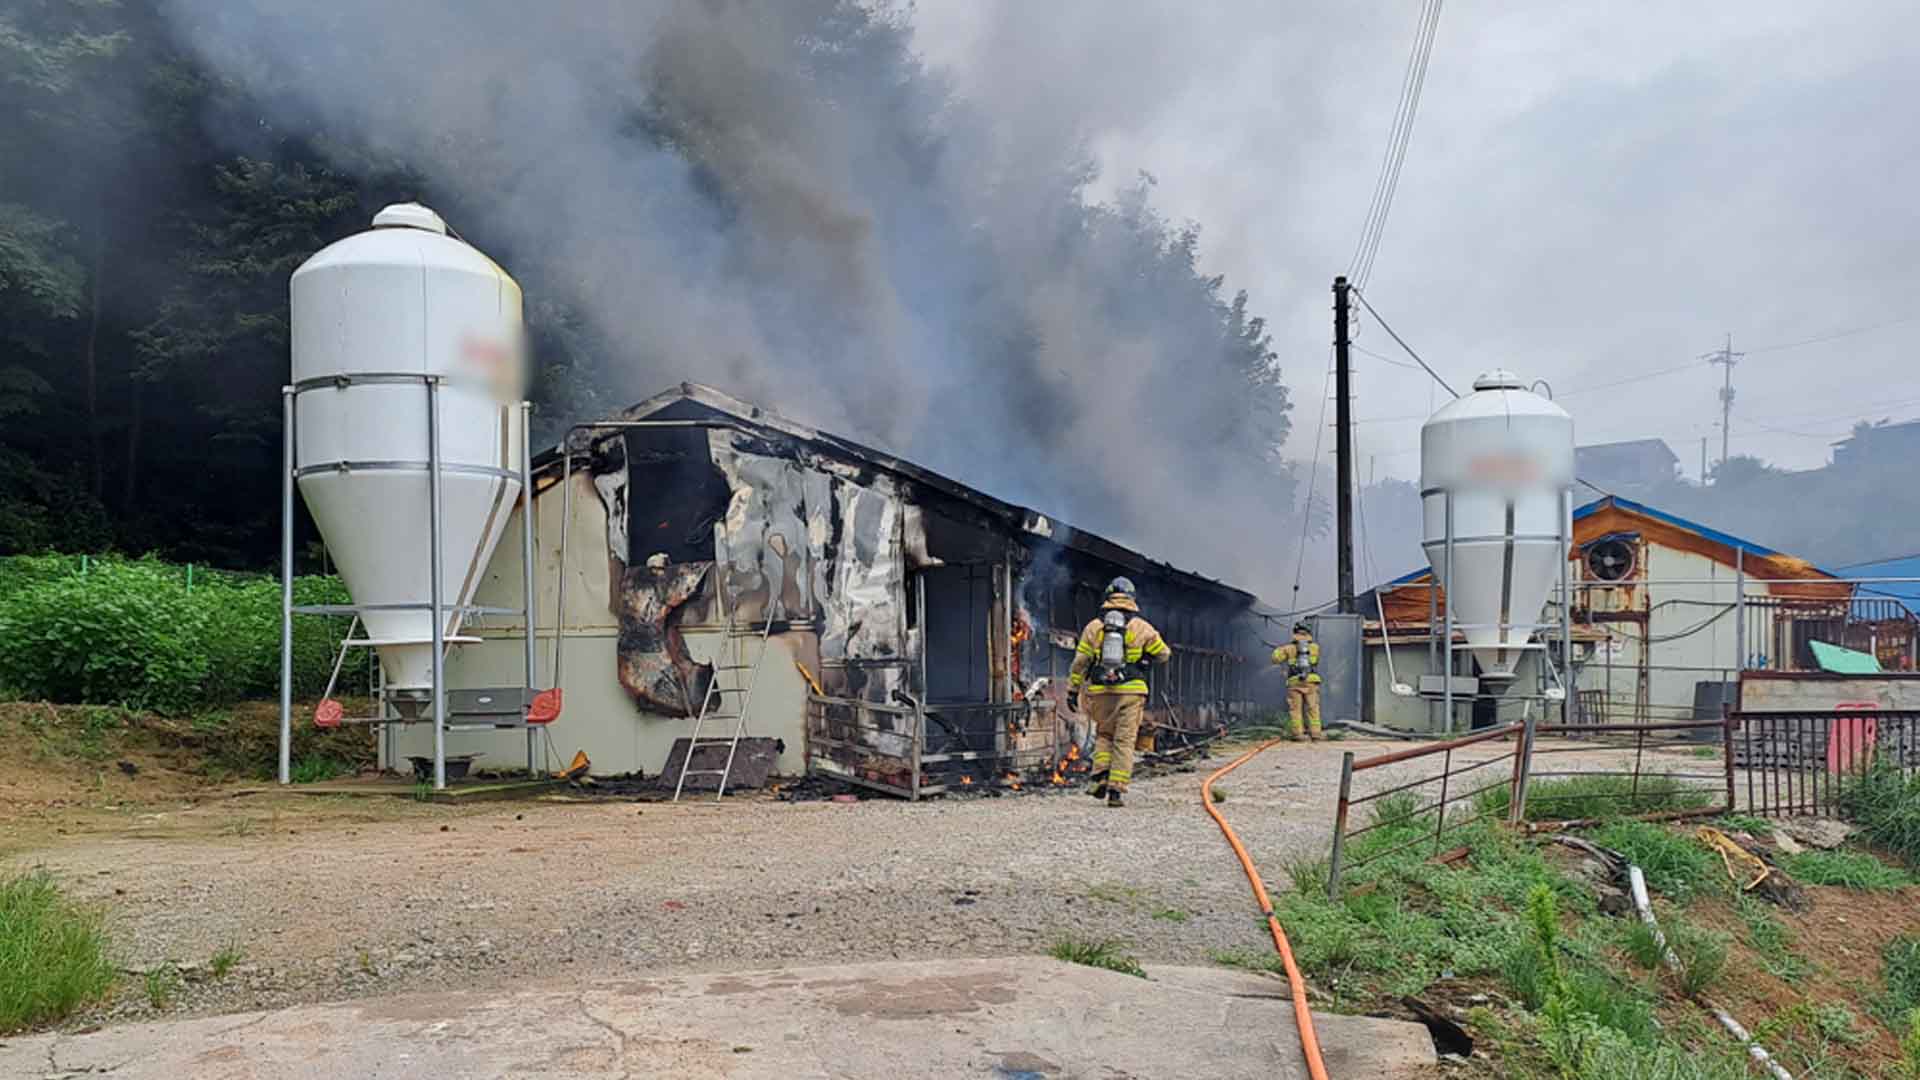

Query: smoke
[[158, 0, 1300, 594]]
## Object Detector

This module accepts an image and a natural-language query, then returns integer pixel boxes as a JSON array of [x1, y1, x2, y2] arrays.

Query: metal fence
[[1734, 708, 1920, 817], [1326, 717, 1734, 898], [804, 695, 1052, 800]]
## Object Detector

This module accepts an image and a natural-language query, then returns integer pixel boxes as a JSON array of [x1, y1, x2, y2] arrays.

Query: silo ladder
[[671, 611, 776, 802]]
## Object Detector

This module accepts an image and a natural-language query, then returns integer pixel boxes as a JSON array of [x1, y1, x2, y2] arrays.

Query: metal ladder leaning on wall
[[671, 551, 777, 802]]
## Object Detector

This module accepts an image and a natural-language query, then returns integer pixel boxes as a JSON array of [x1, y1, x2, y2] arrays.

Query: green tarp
[[1808, 638, 1882, 675]]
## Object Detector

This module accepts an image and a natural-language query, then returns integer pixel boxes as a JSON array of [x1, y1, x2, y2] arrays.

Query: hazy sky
[[913, 2, 1920, 480]]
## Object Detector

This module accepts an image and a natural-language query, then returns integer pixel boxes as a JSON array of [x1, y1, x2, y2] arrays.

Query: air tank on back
[[1420, 370, 1573, 688], [290, 203, 525, 714]]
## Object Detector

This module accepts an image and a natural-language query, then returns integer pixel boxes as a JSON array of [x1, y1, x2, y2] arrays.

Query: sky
[[912, 1, 1920, 481]]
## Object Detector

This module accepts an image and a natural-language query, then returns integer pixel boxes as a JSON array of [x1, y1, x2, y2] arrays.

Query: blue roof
[[1377, 495, 1821, 589], [1840, 554, 1920, 616]]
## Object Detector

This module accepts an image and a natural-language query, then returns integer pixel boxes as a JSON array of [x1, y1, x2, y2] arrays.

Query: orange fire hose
[[1202, 738, 1331, 1080]]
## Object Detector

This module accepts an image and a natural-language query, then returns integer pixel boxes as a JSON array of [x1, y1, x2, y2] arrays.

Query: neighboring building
[[389, 384, 1268, 792], [1832, 418, 1920, 469], [1575, 439, 1679, 492], [1357, 495, 1865, 733]]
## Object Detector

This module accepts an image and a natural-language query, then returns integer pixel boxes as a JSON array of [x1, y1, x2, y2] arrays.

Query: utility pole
[[1702, 333, 1743, 479], [1333, 276, 1355, 614], [1699, 436, 1707, 485]]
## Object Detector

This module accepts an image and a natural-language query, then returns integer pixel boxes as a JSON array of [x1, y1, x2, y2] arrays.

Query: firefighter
[[1271, 621, 1322, 740], [1066, 577, 1172, 808]]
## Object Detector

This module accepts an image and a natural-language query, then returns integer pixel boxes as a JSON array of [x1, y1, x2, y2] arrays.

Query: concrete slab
[[2, 958, 1434, 1079]]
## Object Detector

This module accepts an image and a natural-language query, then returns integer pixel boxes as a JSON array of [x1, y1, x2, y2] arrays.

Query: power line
[[1290, 349, 1336, 611], [1347, 0, 1445, 288], [1350, 288, 1458, 398], [1746, 314, 1920, 354]]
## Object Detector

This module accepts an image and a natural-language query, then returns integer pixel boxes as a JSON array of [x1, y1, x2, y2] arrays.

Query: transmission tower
[[1701, 333, 1744, 479]]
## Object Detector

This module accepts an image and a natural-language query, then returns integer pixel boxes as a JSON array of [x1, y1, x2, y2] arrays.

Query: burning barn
[[385, 383, 1268, 795]]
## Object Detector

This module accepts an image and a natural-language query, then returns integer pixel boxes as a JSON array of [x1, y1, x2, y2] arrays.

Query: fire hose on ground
[[1627, 865, 1794, 1080], [1202, 738, 1331, 1080]]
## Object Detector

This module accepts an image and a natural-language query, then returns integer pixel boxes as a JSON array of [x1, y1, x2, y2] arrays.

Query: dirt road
[[4, 733, 1712, 1028]]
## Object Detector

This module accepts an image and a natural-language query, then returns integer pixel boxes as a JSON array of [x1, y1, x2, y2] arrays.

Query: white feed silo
[[1420, 370, 1574, 691], [283, 203, 532, 784]]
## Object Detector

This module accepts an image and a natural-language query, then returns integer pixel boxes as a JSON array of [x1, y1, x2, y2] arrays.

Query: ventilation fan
[[1585, 537, 1636, 582]]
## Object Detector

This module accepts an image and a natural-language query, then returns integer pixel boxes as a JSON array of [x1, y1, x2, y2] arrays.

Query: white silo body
[[1420, 370, 1573, 684], [290, 203, 525, 698]]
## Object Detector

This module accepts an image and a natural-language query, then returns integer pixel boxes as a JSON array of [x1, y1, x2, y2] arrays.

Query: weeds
[[1478, 774, 1711, 824], [1837, 762, 1920, 865], [1209, 948, 1284, 976], [1665, 920, 1727, 997], [1782, 848, 1916, 890], [1710, 814, 1774, 835], [1150, 907, 1189, 923], [289, 755, 348, 784], [0, 873, 117, 1032], [209, 946, 243, 980], [1594, 822, 1720, 902], [1877, 935, 1920, 1029], [1620, 920, 1665, 970], [143, 964, 181, 1010], [1734, 895, 1808, 981], [1049, 938, 1146, 979], [1903, 1009, 1920, 1078]]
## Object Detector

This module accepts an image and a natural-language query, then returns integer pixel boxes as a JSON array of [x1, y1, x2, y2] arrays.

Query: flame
[[960, 775, 974, 786], [1010, 611, 1032, 683], [1003, 771, 1021, 792], [1049, 742, 1084, 786]]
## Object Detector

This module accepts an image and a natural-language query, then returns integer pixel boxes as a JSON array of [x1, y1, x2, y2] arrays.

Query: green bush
[[0, 556, 357, 714], [0, 873, 117, 1032]]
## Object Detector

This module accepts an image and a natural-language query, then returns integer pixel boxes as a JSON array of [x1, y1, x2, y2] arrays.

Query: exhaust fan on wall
[[1585, 535, 1636, 582]]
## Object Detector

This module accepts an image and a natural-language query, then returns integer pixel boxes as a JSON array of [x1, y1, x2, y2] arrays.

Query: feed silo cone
[[290, 203, 525, 704], [1420, 370, 1573, 686]]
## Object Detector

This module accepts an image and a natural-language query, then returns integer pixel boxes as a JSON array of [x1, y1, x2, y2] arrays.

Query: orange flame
[[1010, 611, 1032, 684], [960, 775, 974, 786]]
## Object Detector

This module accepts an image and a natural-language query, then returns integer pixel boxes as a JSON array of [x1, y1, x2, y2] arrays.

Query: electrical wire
[[1290, 349, 1336, 611], [1348, 0, 1446, 288], [1350, 288, 1458, 398]]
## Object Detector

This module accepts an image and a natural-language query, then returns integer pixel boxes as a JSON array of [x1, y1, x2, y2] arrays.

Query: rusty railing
[[1326, 716, 1736, 899], [1735, 708, 1920, 817]]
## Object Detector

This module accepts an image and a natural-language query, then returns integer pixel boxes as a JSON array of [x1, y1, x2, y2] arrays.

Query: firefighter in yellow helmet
[[1066, 577, 1172, 808], [1271, 621, 1322, 740]]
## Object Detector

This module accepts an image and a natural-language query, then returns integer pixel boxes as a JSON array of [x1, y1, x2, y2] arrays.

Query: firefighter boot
[[1106, 790, 1125, 808]]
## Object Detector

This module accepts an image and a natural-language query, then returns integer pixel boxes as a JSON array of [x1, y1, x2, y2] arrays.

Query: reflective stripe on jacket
[[1271, 640, 1321, 686], [1068, 611, 1171, 695]]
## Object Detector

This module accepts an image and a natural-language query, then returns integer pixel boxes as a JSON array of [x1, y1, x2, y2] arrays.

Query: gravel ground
[[5, 733, 1708, 1029]]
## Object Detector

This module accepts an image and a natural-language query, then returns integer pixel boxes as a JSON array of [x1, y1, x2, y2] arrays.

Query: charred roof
[[533, 382, 1257, 607]]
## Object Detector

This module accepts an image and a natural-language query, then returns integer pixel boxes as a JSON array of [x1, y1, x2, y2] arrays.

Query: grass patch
[[143, 964, 181, 1010], [209, 946, 243, 979], [1479, 774, 1711, 823], [289, 754, 349, 784], [1209, 947, 1285, 976], [1877, 935, 1920, 1030], [1593, 822, 1721, 902], [1049, 938, 1146, 979], [1710, 814, 1774, 835], [1620, 919, 1665, 971], [1782, 848, 1916, 890], [1735, 895, 1809, 981], [1665, 920, 1727, 997], [0, 874, 117, 1031], [1278, 819, 1590, 997], [1838, 762, 1920, 865], [1150, 907, 1190, 923]]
